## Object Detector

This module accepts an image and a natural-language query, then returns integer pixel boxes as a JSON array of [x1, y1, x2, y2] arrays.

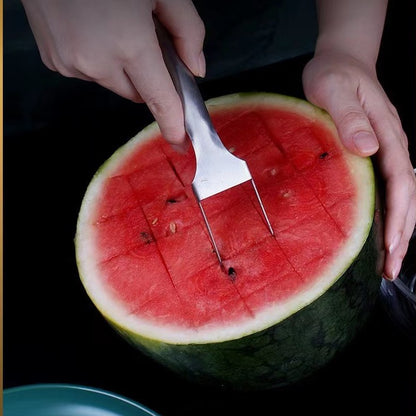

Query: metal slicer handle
[[154, 19, 226, 157]]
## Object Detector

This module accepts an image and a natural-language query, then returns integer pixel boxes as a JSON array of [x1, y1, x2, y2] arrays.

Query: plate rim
[[3, 383, 160, 416]]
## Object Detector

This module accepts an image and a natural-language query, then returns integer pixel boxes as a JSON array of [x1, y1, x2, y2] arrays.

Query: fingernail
[[382, 259, 401, 281], [389, 259, 403, 280], [391, 264, 401, 280], [352, 131, 379, 155], [197, 51, 206, 78], [388, 233, 401, 254], [382, 272, 394, 282]]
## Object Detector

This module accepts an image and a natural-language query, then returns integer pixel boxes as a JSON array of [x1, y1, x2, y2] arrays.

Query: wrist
[[314, 38, 378, 71]]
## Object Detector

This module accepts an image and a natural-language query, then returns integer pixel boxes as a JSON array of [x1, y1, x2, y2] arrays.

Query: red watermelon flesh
[[89, 102, 357, 330]]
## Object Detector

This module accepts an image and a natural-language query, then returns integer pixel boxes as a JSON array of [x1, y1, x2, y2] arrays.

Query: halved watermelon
[[75, 93, 380, 389]]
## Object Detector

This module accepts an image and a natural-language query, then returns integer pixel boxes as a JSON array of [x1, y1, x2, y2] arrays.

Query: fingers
[[123, 26, 186, 146], [128, 0, 206, 146], [383, 188, 416, 280], [106, 0, 206, 147], [364, 104, 415, 280], [382, 171, 414, 279], [156, 0, 206, 77], [373, 115, 416, 279], [359, 87, 416, 280]]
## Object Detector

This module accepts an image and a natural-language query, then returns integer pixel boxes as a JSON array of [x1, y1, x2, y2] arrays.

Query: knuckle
[[105, 83, 141, 103], [407, 171, 416, 195], [129, 94, 144, 104], [39, 51, 56, 72], [42, 59, 57, 73], [118, 44, 148, 69], [69, 51, 88, 72], [146, 94, 178, 117], [389, 169, 416, 196], [193, 16, 206, 40], [48, 51, 79, 78], [145, 93, 183, 141], [339, 108, 369, 130], [52, 60, 74, 78], [382, 112, 407, 144], [387, 102, 400, 119], [70, 52, 102, 79], [401, 132, 409, 147]]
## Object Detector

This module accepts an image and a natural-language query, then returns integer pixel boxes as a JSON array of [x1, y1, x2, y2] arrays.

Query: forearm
[[315, 0, 388, 66]]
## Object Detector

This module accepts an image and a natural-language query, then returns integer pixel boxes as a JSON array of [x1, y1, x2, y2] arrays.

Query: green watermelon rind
[[110, 228, 379, 390], [75, 92, 380, 388]]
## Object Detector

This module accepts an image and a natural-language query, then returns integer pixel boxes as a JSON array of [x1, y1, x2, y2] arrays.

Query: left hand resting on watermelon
[[302, 0, 416, 281]]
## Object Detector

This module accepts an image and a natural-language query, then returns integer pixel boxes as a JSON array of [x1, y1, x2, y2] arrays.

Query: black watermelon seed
[[140, 231, 153, 244], [228, 267, 237, 281]]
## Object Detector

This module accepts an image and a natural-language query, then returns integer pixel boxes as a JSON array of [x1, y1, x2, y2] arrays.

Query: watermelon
[[75, 93, 380, 390]]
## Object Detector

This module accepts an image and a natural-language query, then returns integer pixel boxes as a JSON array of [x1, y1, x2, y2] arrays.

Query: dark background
[[4, 1, 415, 415]]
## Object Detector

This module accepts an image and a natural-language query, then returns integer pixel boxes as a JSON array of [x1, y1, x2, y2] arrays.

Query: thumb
[[317, 89, 379, 157], [155, 0, 206, 77]]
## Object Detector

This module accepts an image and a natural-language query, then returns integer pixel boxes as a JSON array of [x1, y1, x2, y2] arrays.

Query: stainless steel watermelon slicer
[[156, 20, 274, 266]]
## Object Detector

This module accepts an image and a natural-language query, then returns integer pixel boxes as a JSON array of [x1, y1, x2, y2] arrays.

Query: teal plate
[[3, 384, 160, 416]]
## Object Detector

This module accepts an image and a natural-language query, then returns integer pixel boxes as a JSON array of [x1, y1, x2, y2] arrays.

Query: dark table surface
[[4, 1, 415, 415]]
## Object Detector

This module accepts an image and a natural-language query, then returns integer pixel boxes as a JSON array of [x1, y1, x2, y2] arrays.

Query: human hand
[[21, 0, 206, 148], [302, 51, 416, 280]]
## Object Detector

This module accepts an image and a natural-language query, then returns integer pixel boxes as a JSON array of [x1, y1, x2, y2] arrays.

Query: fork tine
[[250, 179, 275, 236], [197, 201, 223, 266]]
